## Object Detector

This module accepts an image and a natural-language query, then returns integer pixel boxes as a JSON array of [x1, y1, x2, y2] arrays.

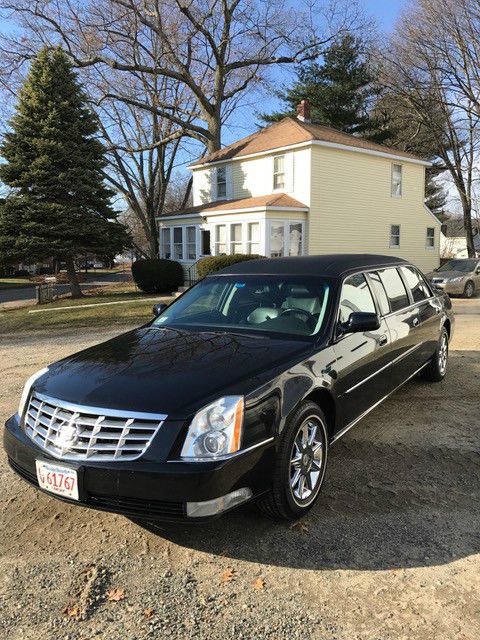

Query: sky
[[362, 0, 407, 31]]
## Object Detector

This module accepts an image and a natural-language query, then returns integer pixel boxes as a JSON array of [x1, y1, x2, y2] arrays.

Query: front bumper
[[4, 414, 275, 522], [430, 279, 465, 294]]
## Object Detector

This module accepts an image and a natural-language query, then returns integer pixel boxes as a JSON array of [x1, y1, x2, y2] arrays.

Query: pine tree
[[262, 34, 388, 143], [0, 46, 130, 297]]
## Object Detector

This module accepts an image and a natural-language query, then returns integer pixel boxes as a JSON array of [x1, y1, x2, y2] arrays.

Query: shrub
[[14, 269, 30, 277], [197, 254, 264, 278], [132, 258, 184, 293]]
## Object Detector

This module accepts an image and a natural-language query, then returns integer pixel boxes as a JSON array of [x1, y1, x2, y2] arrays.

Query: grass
[[0, 283, 173, 334]]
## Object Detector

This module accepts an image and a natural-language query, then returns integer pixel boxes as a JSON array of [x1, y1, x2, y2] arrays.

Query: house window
[[426, 227, 435, 249], [273, 155, 285, 190], [215, 225, 227, 255], [186, 226, 196, 260], [270, 223, 285, 257], [391, 164, 402, 197], [390, 224, 400, 248], [289, 223, 303, 256], [247, 222, 260, 255], [173, 227, 183, 260], [161, 228, 171, 259], [230, 224, 243, 254], [216, 166, 227, 199]]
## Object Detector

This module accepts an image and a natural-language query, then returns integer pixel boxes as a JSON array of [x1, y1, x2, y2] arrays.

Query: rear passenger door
[[333, 273, 392, 428], [398, 265, 442, 367], [377, 267, 423, 387]]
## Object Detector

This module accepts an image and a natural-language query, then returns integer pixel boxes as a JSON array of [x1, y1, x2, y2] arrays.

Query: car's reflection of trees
[[53, 327, 276, 381]]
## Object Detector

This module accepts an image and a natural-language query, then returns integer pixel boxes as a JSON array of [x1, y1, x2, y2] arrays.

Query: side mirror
[[152, 302, 168, 317], [341, 312, 380, 334]]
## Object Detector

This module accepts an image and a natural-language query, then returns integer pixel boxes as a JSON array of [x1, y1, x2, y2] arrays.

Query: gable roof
[[190, 117, 429, 167], [157, 193, 308, 219]]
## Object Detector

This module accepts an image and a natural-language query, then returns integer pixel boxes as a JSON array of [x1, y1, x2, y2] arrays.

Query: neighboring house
[[157, 100, 441, 272], [440, 216, 480, 258]]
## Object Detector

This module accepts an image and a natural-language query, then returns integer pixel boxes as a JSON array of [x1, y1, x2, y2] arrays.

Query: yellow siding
[[309, 145, 440, 272]]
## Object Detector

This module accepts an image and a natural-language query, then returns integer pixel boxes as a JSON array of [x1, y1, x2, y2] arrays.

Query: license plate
[[36, 460, 79, 501]]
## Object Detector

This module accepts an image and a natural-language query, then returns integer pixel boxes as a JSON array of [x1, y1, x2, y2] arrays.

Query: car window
[[378, 268, 410, 312], [367, 272, 390, 315], [399, 266, 431, 302], [437, 259, 477, 273], [339, 273, 376, 324]]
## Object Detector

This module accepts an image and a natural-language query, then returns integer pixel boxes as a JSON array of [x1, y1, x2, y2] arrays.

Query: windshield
[[437, 259, 478, 273], [152, 275, 331, 339]]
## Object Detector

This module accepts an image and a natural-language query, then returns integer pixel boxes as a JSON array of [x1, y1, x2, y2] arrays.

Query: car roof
[[213, 254, 409, 278]]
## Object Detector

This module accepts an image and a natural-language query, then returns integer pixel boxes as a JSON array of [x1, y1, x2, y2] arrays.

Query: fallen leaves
[[221, 567, 235, 583], [143, 607, 155, 619], [63, 604, 82, 619], [106, 588, 125, 602], [253, 577, 265, 591], [289, 520, 310, 533]]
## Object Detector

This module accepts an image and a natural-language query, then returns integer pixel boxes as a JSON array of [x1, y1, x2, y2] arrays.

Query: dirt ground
[[0, 299, 479, 639]]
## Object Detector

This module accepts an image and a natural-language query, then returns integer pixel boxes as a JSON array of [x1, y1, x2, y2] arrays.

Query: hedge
[[132, 258, 184, 293], [197, 254, 264, 278]]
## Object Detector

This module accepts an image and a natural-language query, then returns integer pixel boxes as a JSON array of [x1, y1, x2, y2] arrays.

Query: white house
[[157, 101, 441, 273]]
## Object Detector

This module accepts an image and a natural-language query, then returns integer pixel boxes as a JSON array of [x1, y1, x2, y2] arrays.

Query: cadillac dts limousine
[[4, 255, 454, 521]]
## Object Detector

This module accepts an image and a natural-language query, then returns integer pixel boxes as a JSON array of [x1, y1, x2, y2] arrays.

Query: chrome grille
[[24, 392, 166, 462]]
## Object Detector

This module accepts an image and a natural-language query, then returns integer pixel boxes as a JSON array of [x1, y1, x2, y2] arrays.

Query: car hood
[[35, 326, 309, 418], [427, 270, 467, 280]]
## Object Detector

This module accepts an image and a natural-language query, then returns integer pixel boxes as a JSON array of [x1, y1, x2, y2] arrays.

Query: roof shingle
[[191, 117, 427, 166], [158, 193, 308, 218]]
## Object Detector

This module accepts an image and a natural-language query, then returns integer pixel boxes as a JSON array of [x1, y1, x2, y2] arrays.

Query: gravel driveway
[[1, 299, 479, 639]]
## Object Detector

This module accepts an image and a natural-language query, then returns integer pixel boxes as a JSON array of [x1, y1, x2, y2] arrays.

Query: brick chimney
[[296, 99, 311, 123]]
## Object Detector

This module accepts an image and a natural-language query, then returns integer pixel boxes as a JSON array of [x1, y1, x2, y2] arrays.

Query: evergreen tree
[[0, 46, 130, 297], [262, 34, 388, 143]]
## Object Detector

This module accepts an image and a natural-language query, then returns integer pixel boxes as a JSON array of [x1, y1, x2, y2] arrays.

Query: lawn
[[0, 284, 173, 334]]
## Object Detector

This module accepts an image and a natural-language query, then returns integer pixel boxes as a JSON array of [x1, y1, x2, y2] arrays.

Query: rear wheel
[[463, 281, 475, 298], [257, 401, 328, 520], [420, 327, 449, 382]]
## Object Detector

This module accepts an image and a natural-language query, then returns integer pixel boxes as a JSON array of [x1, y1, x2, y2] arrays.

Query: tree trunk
[[65, 255, 83, 298], [459, 194, 476, 257]]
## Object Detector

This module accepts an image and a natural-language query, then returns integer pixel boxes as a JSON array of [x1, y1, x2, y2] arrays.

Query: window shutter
[[226, 164, 233, 200], [210, 167, 217, 201]]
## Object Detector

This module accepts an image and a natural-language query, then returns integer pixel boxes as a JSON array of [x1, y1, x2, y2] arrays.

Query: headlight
[[18, 367, 49, 418], [181, 396, 244, 460]]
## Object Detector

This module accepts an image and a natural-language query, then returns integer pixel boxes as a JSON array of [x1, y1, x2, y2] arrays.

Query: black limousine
[[5, 255, 454, 521]]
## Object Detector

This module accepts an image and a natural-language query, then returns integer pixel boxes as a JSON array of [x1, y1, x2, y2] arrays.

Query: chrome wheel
[[464, 282, 474, 298], [438, 332, 448, 375], [290, 416, 325, 506]]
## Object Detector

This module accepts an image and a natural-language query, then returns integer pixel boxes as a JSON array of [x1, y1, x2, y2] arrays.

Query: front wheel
[[463, 281, 475, 298], [257, 402, 328, 520], [420, 327, 449, 382]]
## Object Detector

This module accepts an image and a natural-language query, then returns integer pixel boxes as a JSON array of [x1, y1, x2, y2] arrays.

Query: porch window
[[186, 226, 196, 260], [247, 222, 260, 255], [230, 224, 243, 254], [173, 227, 183, 259], [215, 225, 227, 255], [161, 228, 171, 259], [289, 223, 303, 256], [216, 166, 227, 199], [273, 155, 285, 190], [270, 223, 285, 257], [268, 220, 305, 257]]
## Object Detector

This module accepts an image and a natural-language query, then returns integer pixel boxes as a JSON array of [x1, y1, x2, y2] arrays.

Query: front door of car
[[332, 273, 392, 429], [474, 261, 480, 289]]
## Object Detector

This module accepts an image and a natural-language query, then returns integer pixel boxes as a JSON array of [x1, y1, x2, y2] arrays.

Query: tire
[[463, 281, 475, 298], [420, 327, 449, 382], [256, 401, 328, 521]]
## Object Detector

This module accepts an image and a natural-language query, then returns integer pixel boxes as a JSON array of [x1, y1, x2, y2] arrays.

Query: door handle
[[378, 334, 388, 346], [413, 317, 420, 327]]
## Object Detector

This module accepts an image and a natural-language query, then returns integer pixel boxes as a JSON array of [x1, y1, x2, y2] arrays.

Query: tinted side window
[[378, 268, 410, 312], [339, 273, 376, 323], [368, 272, 390, 315], [400, 266, 431, 302]]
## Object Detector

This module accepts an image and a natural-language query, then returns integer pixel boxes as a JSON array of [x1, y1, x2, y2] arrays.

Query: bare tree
[[379, 0, 480, 256], [0, 0, 361, 153]]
